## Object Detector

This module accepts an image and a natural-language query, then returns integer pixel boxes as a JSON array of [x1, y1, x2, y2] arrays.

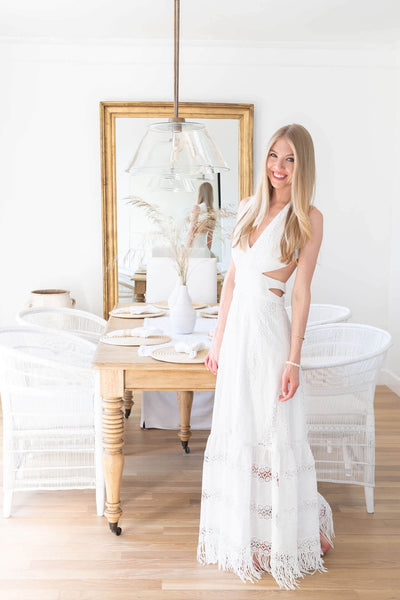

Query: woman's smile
[[272, 171, 287, 180]]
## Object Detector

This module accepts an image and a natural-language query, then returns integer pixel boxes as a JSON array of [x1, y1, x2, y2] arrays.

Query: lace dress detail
[[197, 199, 334, 590]]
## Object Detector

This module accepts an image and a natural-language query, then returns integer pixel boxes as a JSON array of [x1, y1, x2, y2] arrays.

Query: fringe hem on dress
[[197, 515, 335, 591], [198, 545, 329, 591]]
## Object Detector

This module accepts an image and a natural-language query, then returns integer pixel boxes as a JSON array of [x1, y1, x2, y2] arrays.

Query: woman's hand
[[278, 363, 300, 402], [204, 341, 220, 375]]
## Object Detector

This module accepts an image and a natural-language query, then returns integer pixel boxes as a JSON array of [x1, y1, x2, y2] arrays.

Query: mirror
[[101, 102, 254, 317]]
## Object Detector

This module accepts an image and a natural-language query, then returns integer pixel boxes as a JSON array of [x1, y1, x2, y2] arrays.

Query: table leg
[[123, 390, 134, 419], [177, 391, 193, 454], [134, 280, 146, 303], [100, 370, 125, 535]]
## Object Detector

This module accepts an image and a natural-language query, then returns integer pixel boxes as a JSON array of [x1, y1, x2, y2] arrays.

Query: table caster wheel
[[181, 441, 190, 454], [109, 522, 122, 536], [124, 408, 131, 419]]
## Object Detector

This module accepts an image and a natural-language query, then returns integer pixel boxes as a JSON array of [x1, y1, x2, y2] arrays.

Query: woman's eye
[[287, 157, 294, 162], [269, 152, 277, 158]]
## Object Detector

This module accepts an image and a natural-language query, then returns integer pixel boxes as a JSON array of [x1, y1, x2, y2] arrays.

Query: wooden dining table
[[92, 305, 216, 535]]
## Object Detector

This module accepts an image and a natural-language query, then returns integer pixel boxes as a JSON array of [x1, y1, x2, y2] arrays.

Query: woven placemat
[[101, 334, 171, 347], [199, 310, 219, 318], [110, 309, 166, 319], [150, 345, 209, 364], [153, 300, 208, 310]]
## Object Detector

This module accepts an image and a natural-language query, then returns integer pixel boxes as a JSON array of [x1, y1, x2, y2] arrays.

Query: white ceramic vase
[[170, 285, 196, 334], [27, 289, 76, 308], [167, 281, 180, 309]]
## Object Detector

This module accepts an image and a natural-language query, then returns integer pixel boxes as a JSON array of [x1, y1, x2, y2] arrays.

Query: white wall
[[385, 49, 400, 394], [0, 39, 398, 386]]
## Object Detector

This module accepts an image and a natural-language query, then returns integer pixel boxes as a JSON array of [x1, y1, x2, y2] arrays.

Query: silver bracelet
[[286, 360, 300, 368]]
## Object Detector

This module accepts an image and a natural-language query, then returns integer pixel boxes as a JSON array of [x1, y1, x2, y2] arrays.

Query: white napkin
[[138, 344, 163, 357], [105, 327, 163, 339], [111, 305, 160, 315], [174, 340, 209, 359], [201, 305, 219, 315]]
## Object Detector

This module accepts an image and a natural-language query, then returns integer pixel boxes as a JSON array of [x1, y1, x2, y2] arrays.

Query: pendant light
[[125, 0, 229, 189]]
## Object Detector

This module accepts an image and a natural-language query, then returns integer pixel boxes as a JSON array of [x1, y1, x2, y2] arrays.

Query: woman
[[197, 124, 334, 590], [187, 181, 216, 253]]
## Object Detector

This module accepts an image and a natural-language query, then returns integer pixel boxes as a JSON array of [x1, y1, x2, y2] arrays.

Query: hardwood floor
[[0, 386, 399, 600]]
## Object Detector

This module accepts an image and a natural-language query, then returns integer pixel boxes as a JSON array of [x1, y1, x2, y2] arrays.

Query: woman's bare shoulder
[[309, 206, 323, 227], [309, 205, 323, 219]]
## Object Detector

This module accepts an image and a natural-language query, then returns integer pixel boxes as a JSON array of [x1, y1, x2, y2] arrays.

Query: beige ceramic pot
[[27, 289, 76, 308]]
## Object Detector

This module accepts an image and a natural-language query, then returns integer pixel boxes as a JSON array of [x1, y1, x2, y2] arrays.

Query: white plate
[[110, 309, 166, 319], [150, 345, 209, 364], [200, 311, 219, 318], [101, 334, 171, 346], [153, 300, 208, 310]]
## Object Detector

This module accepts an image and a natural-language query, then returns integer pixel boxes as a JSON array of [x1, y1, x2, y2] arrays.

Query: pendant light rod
[[173, 0, 181, 121], [125, 0, 229, 178]]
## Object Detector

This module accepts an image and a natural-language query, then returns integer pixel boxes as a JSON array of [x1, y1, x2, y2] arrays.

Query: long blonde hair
[[197, 182, 214, 210], [232, 123, 315, 264]]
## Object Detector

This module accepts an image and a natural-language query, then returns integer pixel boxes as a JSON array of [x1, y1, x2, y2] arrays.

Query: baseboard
[[379, 369, 400, 397]]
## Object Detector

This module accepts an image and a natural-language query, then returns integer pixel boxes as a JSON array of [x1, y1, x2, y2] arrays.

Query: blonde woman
[[197, 124, 334, 590], [187, 181, 216, 253]]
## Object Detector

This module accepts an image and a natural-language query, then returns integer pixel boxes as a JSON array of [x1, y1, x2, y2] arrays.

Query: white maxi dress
[[197, 200, 334, 590]]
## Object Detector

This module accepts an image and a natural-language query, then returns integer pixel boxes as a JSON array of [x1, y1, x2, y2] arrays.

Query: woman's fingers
[[281, 373, 289, 396], [210, 358, 218, 375], [284, 383, 298, 400], [204, 353, 218, 375], [279, 380, 299, 402]]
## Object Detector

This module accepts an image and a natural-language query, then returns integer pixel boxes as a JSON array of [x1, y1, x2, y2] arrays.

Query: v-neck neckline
[[248, 202, 290, 249]]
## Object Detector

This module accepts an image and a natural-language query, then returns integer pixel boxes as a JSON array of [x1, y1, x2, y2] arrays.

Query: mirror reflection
[[115, 117, 239, 303]]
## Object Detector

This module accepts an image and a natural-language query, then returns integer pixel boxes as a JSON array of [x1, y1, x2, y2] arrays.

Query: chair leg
[[3, 490, 13, 518], [364, 486, 374, 513]]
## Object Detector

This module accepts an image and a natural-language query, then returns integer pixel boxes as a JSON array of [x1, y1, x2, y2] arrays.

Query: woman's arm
[[279, 207, 323, 402], [204, 198, 250, 375]]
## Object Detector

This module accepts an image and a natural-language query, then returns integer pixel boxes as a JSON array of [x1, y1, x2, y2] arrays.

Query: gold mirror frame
[[100, 101, 254, 318]]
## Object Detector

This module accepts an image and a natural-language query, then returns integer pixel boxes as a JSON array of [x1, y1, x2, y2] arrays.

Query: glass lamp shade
[[150, 171, 196, 193], [126, 121, 229, 177]]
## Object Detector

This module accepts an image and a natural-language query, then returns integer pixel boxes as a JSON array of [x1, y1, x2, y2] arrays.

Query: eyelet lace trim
[[201, 490, 319, 521], [250, 462, 315, 483]]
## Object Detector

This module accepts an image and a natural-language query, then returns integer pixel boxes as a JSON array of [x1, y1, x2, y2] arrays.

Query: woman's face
[[266, 137, 295, 191]]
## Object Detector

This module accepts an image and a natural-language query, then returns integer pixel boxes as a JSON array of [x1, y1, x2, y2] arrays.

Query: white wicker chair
[[16, 307, 106, 343], [0, 327, 104, 518], [118, 269, 136, 302], [286, 303, 351, 327], [15, 307, 137, 418], [301, 323, 392, 513]]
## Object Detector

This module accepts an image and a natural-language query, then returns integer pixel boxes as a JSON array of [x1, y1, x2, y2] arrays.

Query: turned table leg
[[177, 391, 194, 454], [123, 390, 134, 419], [134, 280, 146, 303], [100, 370, 125, 535]]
